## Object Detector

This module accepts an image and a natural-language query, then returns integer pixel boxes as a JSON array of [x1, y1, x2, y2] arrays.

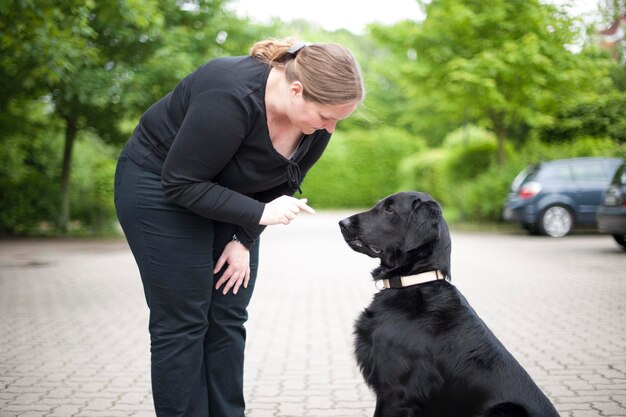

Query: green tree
[[599, 0, 626, 24], [598, 0, 626, 88], [370, 0, 613, 163], [538, 91, 626, 143], [1, 0, 261, 233]]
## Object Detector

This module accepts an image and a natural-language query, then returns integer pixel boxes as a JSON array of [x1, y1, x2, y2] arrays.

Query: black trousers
[[114, 151, 259, 417]]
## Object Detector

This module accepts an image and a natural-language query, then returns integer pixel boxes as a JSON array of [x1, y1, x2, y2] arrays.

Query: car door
[[570, 161, 613, 224]]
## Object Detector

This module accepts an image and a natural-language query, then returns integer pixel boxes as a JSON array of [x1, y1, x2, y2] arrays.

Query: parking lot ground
[[1, 211, 625, 416]]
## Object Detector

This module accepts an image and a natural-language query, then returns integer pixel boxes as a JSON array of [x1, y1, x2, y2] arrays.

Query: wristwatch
[[232, 234, 243, 245]]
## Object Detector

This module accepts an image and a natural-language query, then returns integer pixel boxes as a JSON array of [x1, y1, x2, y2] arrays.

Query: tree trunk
[[488, 109, 507, 165], [59, 117, 77, 233], [496, 132, 506, 165]]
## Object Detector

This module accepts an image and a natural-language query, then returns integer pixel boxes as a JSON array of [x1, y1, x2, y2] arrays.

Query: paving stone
[[1, 216, 625, 416], [277, 402, 307, 415], [592, 401, 626, 415], [44, 404, 82, 416], [556, 403, 595, 412], [570, 412, 603, 417], [248, 409, 277, 417]]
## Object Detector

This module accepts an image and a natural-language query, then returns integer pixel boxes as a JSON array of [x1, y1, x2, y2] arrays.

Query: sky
[[227, 0, 603, 34]]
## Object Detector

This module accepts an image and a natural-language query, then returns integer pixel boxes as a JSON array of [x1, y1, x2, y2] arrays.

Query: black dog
[[339, 191, 559, 417]]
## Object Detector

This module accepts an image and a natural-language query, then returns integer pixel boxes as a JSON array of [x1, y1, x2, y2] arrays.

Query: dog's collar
[[381, 270, 445, 289]]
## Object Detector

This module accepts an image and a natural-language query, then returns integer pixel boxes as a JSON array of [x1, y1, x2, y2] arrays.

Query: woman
[[114, 38, 364, 417]]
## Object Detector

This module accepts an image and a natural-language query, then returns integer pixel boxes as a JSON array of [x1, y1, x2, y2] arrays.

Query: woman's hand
[[214, 240, 250, 295], [260, 196, 315, 226]]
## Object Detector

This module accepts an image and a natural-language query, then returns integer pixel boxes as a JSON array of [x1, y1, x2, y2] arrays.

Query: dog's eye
[[384, 206, 394, 215]]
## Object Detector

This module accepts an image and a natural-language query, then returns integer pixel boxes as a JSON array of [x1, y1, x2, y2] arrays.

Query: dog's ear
[[403, 199, 442, 252]]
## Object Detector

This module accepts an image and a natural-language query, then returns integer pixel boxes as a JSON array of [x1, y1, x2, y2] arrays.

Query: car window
[[613, 165, 626, 185], [537, 164, 572, 182], [511, 165, 538, 191], [570, 162, 611, 182]]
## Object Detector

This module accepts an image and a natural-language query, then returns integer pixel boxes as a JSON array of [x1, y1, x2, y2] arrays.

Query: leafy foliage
[[369, 0, 614, 162], [0, 128, 62, 235], [397, 149, 449, 204], [1, 1, 626, 234], [0, 0, 265, 234], [537, 92, 626, 143], [303, 128, 425, 207]]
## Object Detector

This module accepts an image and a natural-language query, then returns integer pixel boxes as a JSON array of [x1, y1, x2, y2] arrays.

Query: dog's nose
[[339, 218, 351, 230]]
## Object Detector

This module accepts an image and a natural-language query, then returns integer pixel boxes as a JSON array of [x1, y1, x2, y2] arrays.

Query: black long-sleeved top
[[124, 55, 331, 247]]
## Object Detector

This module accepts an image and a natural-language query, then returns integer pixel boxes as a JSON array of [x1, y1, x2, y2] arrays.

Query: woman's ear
[[290, 81, 304, 98]]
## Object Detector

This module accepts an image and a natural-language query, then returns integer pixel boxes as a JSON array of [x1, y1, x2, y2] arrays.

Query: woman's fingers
[[213, 253, 227, 274], [214, 272, 229, 291], [222, 273, 238, 294], [214, 240, 250, 295], [244, 268, 250, 289], [232, 267, 250, 294], [215, 267, 248, 295], [216, 269, 236, 294], [260, 196, 316, 225], [297, 198, 315, 214]]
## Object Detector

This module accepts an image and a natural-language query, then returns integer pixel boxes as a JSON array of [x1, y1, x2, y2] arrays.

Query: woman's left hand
[[214, 240, 250, 295]]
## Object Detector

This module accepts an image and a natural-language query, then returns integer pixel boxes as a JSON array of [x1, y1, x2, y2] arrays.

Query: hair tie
[[288, 42, 312, 55]]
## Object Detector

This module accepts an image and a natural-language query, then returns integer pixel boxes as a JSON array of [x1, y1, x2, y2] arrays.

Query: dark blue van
[[502, 157, 623, 237]]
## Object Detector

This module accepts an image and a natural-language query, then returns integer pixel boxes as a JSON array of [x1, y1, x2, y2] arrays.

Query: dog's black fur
[[339, 191, 559, 417]]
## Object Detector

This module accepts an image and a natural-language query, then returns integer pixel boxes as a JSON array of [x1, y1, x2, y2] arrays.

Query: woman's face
[[288, 82, 358, 135]]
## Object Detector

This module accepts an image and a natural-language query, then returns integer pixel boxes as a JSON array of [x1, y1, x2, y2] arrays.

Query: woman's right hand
[[259, 196, 315, 225]]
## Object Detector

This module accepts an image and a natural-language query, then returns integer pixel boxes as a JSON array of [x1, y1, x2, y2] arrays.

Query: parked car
[[597, 160, 626, 248], [503, 157, 623, 237]]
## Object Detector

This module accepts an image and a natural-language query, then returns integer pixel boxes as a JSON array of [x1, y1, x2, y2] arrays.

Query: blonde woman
[[114, 38, 364, 417]]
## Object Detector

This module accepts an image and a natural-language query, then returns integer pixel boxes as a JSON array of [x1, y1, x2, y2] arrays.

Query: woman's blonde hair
[[250, 38, 364, 106]]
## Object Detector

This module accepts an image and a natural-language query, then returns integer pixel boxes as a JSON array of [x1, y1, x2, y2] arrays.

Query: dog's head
[[339, 191, 451, 281]]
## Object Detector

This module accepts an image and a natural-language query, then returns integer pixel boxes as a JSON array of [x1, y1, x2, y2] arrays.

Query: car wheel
[[612, 234, 626, 248], [539, 205, 573, 238]]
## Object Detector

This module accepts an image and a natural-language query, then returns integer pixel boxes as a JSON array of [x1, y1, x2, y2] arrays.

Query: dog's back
[[354, 281, 559, 417]]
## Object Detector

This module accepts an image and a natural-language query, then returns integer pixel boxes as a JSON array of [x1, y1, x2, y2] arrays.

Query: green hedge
[[69, 135, 118, 234], [444, 140, 500, 186], [397, 135, 625, 223], [0, 132, 62, 235], [397, 149, 448, 204], [454, 163, 524, 221], [0, 131, 119, 236], [302, 127, 425, 207], [3, 126, 623, 235]]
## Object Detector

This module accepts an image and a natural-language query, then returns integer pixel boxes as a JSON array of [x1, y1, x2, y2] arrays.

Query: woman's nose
[[324, 120, 337, 133]]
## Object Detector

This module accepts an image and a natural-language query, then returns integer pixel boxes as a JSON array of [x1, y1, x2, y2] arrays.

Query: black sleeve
[[234, 132, 332, 248], [161, 89, 265, 227]]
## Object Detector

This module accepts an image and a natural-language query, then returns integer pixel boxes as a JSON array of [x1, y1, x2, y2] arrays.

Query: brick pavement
[[1, 211, 625, 417]]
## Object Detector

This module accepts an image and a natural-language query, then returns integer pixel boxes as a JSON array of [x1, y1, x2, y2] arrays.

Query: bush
[[0, 132, 63, 235], [303, 127, 425, 207], [538, 92, 626, 144], [0, 129, 120, 236], [444, 140, 500, 186], [442, 139, 508, 220], [521, 136, 626, 162], [448, 136, 625, 222], [69, 134, 119, 234], [455, 163, 525, 221], [397, 149, 449, 204], [442, 124, 496, 149]]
